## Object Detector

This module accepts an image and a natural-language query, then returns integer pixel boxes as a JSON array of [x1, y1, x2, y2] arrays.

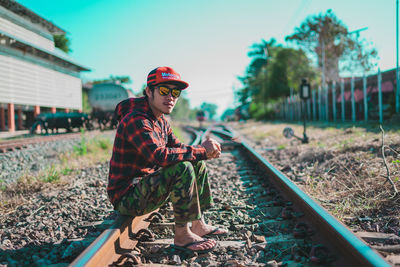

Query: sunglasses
[[158, 86, 181, 98]]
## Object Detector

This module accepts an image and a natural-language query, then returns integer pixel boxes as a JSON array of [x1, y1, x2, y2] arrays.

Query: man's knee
[[196, 160, 206, 168], [192, 160, 207, 172], [164, 161, 195, 179], [180, 160, 194, 168], [173, 160, 194, 171]]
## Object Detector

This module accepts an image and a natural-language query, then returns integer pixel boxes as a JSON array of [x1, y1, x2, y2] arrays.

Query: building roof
[[0, 0, 65, 34], [0, 30, 90, 71]]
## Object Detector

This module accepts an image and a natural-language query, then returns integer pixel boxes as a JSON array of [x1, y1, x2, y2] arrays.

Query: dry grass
[[0, 133, 113, 214], [231, 121, 400, 229]]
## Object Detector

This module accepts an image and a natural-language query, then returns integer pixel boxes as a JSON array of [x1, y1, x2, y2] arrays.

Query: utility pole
[[348, 27, 368, 36]]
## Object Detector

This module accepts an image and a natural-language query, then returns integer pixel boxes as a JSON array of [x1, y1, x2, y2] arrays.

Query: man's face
[[146, 83, 181, 117]]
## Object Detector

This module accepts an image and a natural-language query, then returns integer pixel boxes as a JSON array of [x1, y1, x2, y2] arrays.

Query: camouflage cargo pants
[[115, 160, 213, 224]]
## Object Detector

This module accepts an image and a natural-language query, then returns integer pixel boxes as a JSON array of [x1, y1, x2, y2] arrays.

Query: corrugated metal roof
[[0, 29, 90, 71], [0, 0, 65, 34], [336, 81, 394, 103]]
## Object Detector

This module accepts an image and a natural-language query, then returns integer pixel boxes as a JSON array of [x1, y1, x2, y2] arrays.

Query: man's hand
[[201, 137, 221, 159]]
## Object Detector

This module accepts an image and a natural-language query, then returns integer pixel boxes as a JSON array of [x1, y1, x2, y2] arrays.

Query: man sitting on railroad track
[[107, 66, 228, 253]]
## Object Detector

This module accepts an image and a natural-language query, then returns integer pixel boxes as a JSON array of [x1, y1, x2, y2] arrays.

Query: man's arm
[[201, 137, 222, 159], [125, 117, 207, 167], [166, 122, 221, 159]]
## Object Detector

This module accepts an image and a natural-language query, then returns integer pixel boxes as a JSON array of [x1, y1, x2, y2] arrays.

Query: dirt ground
[[229, 120, 400, 236]]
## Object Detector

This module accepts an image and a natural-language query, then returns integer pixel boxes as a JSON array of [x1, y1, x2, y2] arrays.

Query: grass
[[232, 120, 400, 226], [277, 144, 286, 150], [316, 141, 326, 148], [0, 179, 6, 191], [73, 129, 88, 156], [253, 131, 271, 141], [0, 132, 113, 213], [67, 132, 113, 165], [303, 148, 400, 221], [304, 171, 383, 220], [40, 165, 61, 183]]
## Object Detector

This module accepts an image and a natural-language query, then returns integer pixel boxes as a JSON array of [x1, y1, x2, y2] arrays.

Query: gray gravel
[[0, 129, 333, 266], [1, 140, 79, 185], [0, 131, 117, 266], [0, 132, 282, 266], [0, 160, 116, 266], [0, 131, 115, 185]]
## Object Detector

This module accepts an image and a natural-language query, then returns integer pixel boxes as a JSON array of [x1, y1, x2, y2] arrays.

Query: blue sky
[[17, 0, 397, 116]]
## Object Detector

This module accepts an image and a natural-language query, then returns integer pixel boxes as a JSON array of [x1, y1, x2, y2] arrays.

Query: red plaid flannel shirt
[[107, 97, 207, 205]]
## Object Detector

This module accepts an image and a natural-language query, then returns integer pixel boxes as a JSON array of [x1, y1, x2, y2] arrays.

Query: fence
[[276, 68, 399, 123]]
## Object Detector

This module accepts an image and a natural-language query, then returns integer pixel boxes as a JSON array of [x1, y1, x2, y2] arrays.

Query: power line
[[282, 0, 312, 36]]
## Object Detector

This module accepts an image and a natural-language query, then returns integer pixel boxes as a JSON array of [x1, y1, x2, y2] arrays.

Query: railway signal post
[[196, 110, 206, 128], [300, 79, 310, 144]]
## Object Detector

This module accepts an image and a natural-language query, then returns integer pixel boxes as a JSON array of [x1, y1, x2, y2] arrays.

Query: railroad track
[[0, 130, 105, 153], [70, 124, 390, 266]]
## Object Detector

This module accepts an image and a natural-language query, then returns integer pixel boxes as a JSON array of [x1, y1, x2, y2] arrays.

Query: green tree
[[221, 108, 235, 121], [236, 39, 316, 103], [285, 9, 377, 81], [200, 102, 218, 120], [267, 47, 316, 98], [171, 96, 191, 121], [235, 39, 274, 108], [343, 34, 378, 75], [53, 34, 71, 53], [236, 38, 317, 120]]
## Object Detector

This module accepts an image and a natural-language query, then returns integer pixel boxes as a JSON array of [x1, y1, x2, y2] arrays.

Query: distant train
[[234, 104, 250, 121], [196, 110, 206, 122], [30, 83, 131, 134], [30, 112, 89, 134], [88, 83, 130, 130]]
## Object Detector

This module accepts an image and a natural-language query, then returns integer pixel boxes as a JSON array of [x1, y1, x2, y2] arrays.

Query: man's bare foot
[[191, 219, 228, 237], [174, 223, 216, 251]]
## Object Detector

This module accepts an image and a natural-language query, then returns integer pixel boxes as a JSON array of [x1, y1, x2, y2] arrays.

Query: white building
[[0, 0, 89, 132]]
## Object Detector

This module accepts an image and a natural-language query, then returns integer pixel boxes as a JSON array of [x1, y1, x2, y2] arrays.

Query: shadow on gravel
[[1, 242, 73, 266], [0, 213, 118, 266]]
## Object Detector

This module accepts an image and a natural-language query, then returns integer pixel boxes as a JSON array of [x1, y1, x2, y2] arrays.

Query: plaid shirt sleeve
[[125, 116, 207, 167]]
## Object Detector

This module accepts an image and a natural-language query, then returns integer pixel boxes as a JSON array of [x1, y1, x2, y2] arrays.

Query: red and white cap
[[147, 66, 189, 90]]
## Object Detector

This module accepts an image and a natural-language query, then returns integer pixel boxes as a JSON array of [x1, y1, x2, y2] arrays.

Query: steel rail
[[182, 126, 202, 145], [0, 129, 116, 153], [215, 126, 389, 267], [69, 214, 154, 267], [0, 132, 82, 152], [69, 126, 205, 267], [70, 124, 389, 266]]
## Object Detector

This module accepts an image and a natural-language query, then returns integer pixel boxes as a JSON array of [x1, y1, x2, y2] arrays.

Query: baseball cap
[[147, 66, 189, 90]]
